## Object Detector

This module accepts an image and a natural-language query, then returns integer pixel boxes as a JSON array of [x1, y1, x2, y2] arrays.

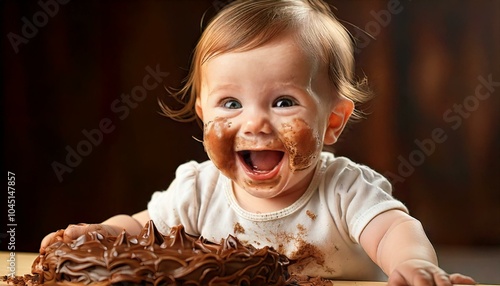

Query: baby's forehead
[[205, 31, 328, 70], [202, 36, 329, 78]]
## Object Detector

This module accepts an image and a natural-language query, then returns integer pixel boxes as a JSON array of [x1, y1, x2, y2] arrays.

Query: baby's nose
[[242, 114, 273, 136]]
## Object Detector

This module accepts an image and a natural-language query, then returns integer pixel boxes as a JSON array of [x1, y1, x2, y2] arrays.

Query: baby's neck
[[233, 192, 299, 213]]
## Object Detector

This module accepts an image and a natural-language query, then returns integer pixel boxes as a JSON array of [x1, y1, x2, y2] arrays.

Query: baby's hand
[[388, 259, 476, 286], [40, 223, 119, 254]]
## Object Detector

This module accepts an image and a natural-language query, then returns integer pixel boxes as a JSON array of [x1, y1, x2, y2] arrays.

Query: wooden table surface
[[1, 252, 496, 286]]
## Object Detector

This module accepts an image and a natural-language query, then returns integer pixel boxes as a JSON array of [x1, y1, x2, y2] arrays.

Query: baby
[[42, 0, 476, 284]]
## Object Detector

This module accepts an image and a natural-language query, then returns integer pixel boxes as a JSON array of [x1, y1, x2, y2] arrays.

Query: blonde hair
[[159, 0, 371, 122]]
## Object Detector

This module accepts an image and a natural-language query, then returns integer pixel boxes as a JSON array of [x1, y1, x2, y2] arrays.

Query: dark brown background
[[2, 0, 499, 254]]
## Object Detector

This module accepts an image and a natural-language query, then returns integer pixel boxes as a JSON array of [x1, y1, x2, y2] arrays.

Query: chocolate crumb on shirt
[[290, 239, 338, 275], [306, 210, 317, 220], [292, 239, 325, 265], [233, 222, 245, 234], [297, 223, 306, 234]]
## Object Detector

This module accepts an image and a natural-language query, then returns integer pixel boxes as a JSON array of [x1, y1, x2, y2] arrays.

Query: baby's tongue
[[249, 151, 282, 172]]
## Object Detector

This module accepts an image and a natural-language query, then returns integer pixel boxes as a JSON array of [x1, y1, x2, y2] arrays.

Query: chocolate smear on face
[[203, 117, 322, 182], [203, 117, 238, 178], [279, 118, 322, 172]]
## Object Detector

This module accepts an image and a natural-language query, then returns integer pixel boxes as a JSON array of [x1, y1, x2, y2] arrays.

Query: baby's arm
[[40, 210, 150, 254], [104, 210, 151, 234], [360, 210, 475, 285]]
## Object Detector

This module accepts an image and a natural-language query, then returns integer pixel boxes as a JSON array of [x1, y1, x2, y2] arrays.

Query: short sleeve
[[323, 156, 408, 243], [147, 161, 202, 235]]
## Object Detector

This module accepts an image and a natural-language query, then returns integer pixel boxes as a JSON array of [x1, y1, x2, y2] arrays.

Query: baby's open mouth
[[238, 150, 285, 173]]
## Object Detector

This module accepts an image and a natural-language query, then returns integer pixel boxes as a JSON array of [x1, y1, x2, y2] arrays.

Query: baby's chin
[[239, 181, 288, 199], [233, 171, 299, 199]]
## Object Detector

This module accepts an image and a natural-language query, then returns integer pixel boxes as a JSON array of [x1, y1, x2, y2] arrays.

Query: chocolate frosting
[[32, 221, 290, 285]]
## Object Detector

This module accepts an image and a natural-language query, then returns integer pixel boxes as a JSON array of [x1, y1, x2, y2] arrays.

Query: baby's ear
[[324, 97, 354, 145], [195, 97, 203, 121]]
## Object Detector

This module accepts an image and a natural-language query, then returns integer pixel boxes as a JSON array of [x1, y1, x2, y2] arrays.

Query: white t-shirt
[[148, 152, 408, 280]]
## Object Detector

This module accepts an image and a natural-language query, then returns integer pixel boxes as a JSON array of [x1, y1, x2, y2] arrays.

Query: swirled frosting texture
[[32, 221, 290, 285]]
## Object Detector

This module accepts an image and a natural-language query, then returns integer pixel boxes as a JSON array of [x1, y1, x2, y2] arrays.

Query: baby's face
[[196, 34, 339, 203]]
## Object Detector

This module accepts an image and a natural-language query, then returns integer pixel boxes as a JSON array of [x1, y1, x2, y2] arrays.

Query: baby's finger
[[63, 223, 90, 242], [412, 269, 434, 286], [449, 273, 476, 285], [40, 229, 64, 254], [40, 232, 55, 254], [432, 271, 452, 286]]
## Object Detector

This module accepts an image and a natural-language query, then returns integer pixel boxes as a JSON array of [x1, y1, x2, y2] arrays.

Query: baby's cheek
[[280, 118, 322, 172], [203, 117, 237, 178]]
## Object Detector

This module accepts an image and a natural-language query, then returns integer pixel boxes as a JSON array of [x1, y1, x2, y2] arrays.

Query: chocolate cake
[[28, 221, 291, 285]]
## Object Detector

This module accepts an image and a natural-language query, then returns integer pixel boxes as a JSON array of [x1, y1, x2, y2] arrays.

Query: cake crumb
[[286, 274, 331, 286], [233, 222, 245, 234], [2, 274, 39, 286], [297, 223, 306, 233], [306, 210, 317, 220], [292, 239, 324, 265]]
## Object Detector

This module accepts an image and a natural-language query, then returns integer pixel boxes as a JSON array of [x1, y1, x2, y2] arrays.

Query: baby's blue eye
[[223, 99, 242, 109], [274, 97, 296, 108]]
